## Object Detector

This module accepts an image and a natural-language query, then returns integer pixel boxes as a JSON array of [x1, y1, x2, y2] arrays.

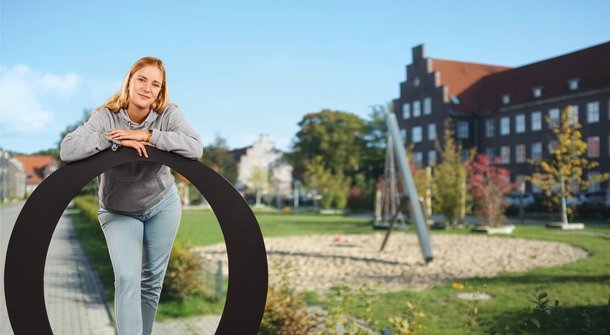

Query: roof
[[429, 41, 610, 113], [13, 155, 57, 185], [474, 41, 610, 112], [430, 58, 511, 100]]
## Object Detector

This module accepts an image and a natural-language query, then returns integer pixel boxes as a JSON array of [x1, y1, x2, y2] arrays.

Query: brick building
[[394, 41, 610, 193]]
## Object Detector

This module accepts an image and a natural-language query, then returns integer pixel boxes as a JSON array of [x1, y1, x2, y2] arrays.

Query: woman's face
[[128, 65, 163, 110]]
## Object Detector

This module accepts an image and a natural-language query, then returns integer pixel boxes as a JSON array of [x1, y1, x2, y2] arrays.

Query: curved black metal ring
[[4, 147, 268, 334]]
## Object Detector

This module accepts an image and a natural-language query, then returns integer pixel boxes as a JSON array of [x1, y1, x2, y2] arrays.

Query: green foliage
[[200, 136, 238, 184], [528, 105, 609, 223], [433, 118, 469, 225], [320, 284, 378, 335], [363, 103, 391, 180], [162, 239, 206, 300], [73, 195, 99, 223], [388, 300, 425, 335], [290, 109, 368, 209], [73, 195, 208, 303], [259, 262, 320, 335], [303, 156, 351, 209], [291, 109, 367, 176]]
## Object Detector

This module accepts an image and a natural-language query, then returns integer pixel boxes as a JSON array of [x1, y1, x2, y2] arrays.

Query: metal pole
[[386, 113, 434, 262], [216, 260, 223, 300], [519, 182, 525, 225]]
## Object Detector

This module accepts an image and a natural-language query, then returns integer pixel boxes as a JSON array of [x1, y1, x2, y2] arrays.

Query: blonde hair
[[100, 57, 169, 113]]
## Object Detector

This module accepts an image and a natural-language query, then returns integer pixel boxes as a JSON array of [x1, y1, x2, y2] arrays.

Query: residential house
[[0, 149, 27, 200], [232, 134, 293, 204], [13, 155, 59, 196]]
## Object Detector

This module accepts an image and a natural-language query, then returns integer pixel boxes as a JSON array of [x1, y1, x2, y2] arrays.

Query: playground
[[196, 232, 588, 293]]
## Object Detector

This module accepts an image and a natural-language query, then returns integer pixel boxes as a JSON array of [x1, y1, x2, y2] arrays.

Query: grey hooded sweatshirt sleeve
[[59, 103, 203, 213]]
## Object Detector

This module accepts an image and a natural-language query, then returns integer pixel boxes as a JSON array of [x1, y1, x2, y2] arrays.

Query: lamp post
[[518, 181, 525, 225]]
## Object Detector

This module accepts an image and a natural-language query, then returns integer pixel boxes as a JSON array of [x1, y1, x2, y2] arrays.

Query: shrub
[[73, 195, 99, 224], [466, 154, 515, 227], [162, 239, 206, 300], [259, 262, 320, 335]]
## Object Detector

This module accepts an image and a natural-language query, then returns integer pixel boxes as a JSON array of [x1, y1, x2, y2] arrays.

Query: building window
[[531, 142, 542, 162], [486, 148, 495, 162], [413, 100, 421, 117], [502, 94, 511, 105], [400, 129, 407, 143], [587, 136, 600, 158], [532, 87, 543, 98], [608, 98, 610, 120], [423, 97, 432, 115], [428, 150, 437, 166], [412, 126, 422, 143], [516, 114, 526, 133], [549, 108, 560, 128], [548, 140, 558, 154], [457, 121, 469, 139], [486, 119, 495, 137], [515, 144, 526, 163], [402, 103, 411, 119], [500, 117, 510, 135], [568, 78, 579, 90], [569, 105, 579, 126], [428, 123, 436, 141], [413, 152, 423, 168], [500, 146, 511, 164], [588, 172, 600, 191], [587, 101, 599, 123], [531, 111, 542, 131], [413, 77, 420, 87]]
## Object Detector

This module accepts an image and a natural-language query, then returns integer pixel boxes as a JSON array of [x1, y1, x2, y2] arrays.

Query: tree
[[432, 118, 470, 226], [363, 103, 391, 180], [290, 109, 367, 176], [200, 136, 238, 184], [467, 154, 515, 227], [528, 105, 608, 224], [290, 109, 367, 209], [302, 156, 351, 209], [250, 166, 270, 207]]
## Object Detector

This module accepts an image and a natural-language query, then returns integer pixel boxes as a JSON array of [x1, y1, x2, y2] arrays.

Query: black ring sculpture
[[4, 147, 268, 334]]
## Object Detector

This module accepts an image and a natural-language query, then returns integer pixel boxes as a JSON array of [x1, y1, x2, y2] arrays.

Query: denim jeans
[[98, 185, 181, 335]]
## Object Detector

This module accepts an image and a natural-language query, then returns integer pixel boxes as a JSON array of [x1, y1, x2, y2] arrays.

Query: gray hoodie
[[60, 103, 203, 213]]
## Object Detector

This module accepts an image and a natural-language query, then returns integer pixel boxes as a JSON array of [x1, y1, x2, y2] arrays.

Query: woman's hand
[[107, 129, 148, 142], [120, 140, 156, 158]]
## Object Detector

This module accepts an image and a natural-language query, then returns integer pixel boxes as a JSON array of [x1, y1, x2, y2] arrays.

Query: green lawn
[[73, 200, 610, 333]]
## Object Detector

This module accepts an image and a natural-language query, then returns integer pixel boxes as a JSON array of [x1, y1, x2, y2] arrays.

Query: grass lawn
[[73, 201, 610, 333]]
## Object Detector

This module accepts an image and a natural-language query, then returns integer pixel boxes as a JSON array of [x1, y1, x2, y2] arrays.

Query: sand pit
[[194, 233, 588, 292]]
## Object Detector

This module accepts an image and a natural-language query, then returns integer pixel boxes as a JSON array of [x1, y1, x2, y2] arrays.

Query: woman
[[60, 57, 203, 335]]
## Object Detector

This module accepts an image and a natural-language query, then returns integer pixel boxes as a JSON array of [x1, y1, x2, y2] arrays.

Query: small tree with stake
[[527, 105, 608, 224]]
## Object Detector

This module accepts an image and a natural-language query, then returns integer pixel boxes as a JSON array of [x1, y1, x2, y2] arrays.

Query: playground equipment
[[374, 135, 407, 230], [378, 113, 433, 262]]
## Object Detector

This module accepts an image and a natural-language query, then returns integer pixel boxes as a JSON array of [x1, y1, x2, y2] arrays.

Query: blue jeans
[[98, 185, 181, 335]]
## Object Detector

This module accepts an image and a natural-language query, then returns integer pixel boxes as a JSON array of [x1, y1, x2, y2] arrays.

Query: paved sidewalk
[[1, 202, 115, 335], [2, 201, 222, 335]]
